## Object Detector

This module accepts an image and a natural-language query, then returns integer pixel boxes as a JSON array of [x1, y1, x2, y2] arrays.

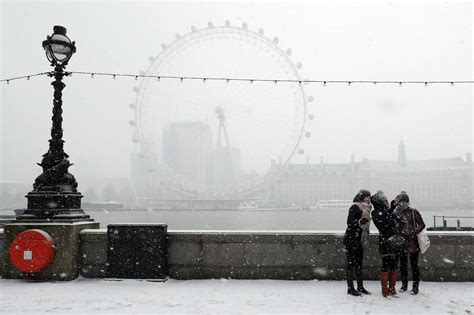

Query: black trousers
[[346, 246, 364, 289], [381, 255, 398, 272], [399, 251, 420, 283]]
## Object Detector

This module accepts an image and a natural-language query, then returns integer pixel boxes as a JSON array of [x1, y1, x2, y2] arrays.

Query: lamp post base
[[16, 191, 93, 223]]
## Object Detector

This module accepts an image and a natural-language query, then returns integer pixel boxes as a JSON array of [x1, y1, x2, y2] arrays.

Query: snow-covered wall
[[1, 230, 472, 281]]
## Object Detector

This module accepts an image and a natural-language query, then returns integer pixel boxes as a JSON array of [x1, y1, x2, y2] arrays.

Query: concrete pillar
[[2, 221, 99, 281]]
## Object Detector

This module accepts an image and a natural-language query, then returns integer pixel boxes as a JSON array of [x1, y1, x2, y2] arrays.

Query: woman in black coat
[[371, 190, 401, 297], [343, 189, 372, 296], [392, 192, 426, 295]]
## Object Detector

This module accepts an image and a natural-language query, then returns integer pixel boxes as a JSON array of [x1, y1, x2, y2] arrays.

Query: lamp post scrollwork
[[18, 26, 92, 222]]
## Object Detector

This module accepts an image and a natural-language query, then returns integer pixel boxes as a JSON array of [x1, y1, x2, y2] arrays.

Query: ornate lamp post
[[18, 26, 91, 222]]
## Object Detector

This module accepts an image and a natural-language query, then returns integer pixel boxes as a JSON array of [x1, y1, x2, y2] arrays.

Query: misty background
[[0, 2, 472, 229]]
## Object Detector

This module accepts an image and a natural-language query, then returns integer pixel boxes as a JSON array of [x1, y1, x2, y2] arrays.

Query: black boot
[[348, 287, 361, 296], [356, 268, 371, 295], [346, 266, 361, 296], [400, 281, 408, 292], [410, 282, 419, 295], [357, 286, 371, 295]]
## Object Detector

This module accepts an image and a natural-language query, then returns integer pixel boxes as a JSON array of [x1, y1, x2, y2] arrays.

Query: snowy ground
[[0, 278, 472, 314]]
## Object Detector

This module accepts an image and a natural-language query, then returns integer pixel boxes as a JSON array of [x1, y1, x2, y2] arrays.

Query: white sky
[[1, 1, 472, 185]]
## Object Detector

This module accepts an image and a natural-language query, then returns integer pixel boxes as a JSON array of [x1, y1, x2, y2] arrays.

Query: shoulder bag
[[413, 210, 430, 254]]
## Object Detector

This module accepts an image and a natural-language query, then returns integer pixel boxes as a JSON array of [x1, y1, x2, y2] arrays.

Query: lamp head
[[42, 25, 76, 66]]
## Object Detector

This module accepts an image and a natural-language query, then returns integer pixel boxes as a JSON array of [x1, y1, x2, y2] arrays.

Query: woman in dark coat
[[392, 192, 425, 295], [343, 189, 372, 296], [371, 190, 400, 297]]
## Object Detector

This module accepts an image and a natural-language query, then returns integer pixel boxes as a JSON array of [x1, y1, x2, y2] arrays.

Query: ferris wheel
[[129, 21, 314, 199]]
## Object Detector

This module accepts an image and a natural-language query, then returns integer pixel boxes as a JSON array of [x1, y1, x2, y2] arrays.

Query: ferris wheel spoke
[[134, 24, 309, 198]]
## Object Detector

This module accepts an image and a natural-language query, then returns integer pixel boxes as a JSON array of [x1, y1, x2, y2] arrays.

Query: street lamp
[[18, 26, 91, 222]]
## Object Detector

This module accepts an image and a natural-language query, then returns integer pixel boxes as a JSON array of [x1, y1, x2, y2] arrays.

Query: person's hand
[[359, 218, 369, 225]]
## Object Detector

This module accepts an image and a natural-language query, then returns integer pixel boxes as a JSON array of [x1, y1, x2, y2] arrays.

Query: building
[[266, 142, 473, 209], [213, 145, 241, 187], [0, 182, 31, 209], [162, 121, 214, 186]]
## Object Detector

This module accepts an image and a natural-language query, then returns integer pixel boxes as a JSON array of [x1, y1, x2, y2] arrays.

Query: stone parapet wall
[[2, 229, 473, 281], [78, 230, 473, 281]]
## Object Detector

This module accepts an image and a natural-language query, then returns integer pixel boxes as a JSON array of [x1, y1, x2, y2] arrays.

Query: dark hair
[[371, 190, 388, 210], [353, 189, 371, 202], [399, 192, 410, 202]]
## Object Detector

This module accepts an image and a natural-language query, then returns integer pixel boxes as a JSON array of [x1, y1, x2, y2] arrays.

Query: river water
[[1, 208, 472, 231], [2, 208, 468, 231]]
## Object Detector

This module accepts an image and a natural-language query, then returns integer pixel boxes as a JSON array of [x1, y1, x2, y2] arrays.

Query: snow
[[0, 279, 472, 314]]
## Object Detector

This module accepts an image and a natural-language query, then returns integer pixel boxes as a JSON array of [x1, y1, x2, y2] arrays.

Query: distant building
[[214, 145, 241, 187], [266, 156, 358, 206], [0, 182, 31, 209], [266, 142, 473, 209], [131, 120, 243, 205], [162, 121, 214, 186]]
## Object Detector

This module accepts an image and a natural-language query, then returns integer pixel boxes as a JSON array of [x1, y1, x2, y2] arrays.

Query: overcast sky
[[1, 1, 472, 186]]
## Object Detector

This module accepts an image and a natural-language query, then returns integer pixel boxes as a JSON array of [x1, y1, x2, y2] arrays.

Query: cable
[[0, 72, 51, 83], [1, 70, 473, 85]]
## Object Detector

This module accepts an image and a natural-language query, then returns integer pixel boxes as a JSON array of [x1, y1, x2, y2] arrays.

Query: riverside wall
[[1, 229, 472, 281]]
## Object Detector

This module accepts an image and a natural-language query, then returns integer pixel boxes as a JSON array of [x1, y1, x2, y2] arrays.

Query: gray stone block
[[245, 234, 294, 244], [202, 243, 245, 266], [419, 245, 455, 268], [199, 233, 253, 244], [169, 242, 202, 265], [428, 233, 473, 245], [80, 241, 107, 265], [292, 234, 343, 245], [244, 243, 293, 266], [168, 232, 202, 243], [454, 245, 474, 269], [292, 244, 319, 266]]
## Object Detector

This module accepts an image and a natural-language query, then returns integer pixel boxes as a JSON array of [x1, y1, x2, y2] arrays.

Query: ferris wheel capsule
[[191, 25, 197, 32], [225, 20, 231, 27], [273, 37, 279, 44], [305, 132, 311, 137], [308, 113, 315, 120], [298, 148, 305, 155], [129, 120, 136, 127], [242, 22, 248, 29], [307, 96, 314, 102]]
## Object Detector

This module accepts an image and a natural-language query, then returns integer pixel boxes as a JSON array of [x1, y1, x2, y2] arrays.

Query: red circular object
[[9, 229, 56, 273]]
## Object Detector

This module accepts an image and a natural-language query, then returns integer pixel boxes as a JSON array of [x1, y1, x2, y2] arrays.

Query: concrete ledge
[[2, 229, 473, 281], [79, 229, 107, 278]]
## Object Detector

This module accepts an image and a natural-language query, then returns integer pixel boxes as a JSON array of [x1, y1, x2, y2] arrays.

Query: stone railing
[[2, 229, 473, 281], [78, 230, 473, 281]]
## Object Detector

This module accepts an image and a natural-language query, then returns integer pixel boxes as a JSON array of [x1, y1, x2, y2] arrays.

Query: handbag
[[413, 210, 430, 254], [387, 234, 406, 252]]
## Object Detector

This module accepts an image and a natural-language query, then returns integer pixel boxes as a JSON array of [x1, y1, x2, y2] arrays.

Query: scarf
[[354, 201, 372, 232]]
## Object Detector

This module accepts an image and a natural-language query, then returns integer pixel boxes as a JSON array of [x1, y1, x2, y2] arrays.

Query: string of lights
[[0, 72, 52, 84], [1, 70, 473, 86]]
